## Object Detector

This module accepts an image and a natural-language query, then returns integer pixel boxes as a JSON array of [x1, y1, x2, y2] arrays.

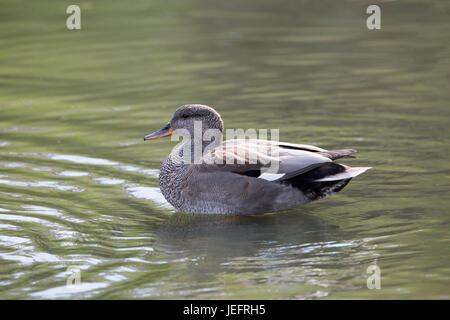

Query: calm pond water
[[0, 0, 449, 299]]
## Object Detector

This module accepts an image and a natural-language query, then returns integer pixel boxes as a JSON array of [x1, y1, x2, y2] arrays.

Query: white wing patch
[[258, 173, 285, 181]]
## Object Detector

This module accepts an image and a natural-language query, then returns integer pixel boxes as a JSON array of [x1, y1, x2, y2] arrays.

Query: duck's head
[[144, 104, 224, 141]]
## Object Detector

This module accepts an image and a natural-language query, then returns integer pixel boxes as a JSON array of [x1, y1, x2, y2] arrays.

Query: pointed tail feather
[[319, 149, 357, 160], [314, 167, 371, 182]]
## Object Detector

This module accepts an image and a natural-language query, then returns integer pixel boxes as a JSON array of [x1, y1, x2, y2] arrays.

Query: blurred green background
[[0, 0, 449, 299]]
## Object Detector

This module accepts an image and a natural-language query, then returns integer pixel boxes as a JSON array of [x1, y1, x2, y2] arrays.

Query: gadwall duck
[[144, 104, 370, 214]]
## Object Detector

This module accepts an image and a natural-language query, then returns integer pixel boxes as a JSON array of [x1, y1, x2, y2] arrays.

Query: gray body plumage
[[159, 145, 310, 214]]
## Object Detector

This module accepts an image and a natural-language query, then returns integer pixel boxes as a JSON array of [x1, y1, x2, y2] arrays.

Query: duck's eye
[[182, 114, 189, 119]]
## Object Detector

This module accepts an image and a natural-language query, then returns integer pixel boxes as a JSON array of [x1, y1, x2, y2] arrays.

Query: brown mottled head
[[170, 104, 223, 133], [144, 104, 223, 141]]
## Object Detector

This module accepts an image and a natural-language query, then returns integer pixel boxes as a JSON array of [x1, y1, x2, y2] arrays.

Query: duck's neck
[[158, 132, 222, 210], [172, 133, 223, 165]]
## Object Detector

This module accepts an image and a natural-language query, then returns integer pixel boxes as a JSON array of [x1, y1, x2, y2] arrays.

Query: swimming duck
[[144, 104, 370, 214]]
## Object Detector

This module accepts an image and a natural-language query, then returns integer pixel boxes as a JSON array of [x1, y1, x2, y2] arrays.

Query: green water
[[0, 0, 449, 299]]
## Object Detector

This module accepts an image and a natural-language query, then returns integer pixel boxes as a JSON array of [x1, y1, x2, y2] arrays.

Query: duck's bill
[[144, 123, 173, 141]]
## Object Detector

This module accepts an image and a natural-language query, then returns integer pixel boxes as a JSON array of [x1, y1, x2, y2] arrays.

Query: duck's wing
[[200, 139, 333, 182], [260, 139, 357, 160]]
